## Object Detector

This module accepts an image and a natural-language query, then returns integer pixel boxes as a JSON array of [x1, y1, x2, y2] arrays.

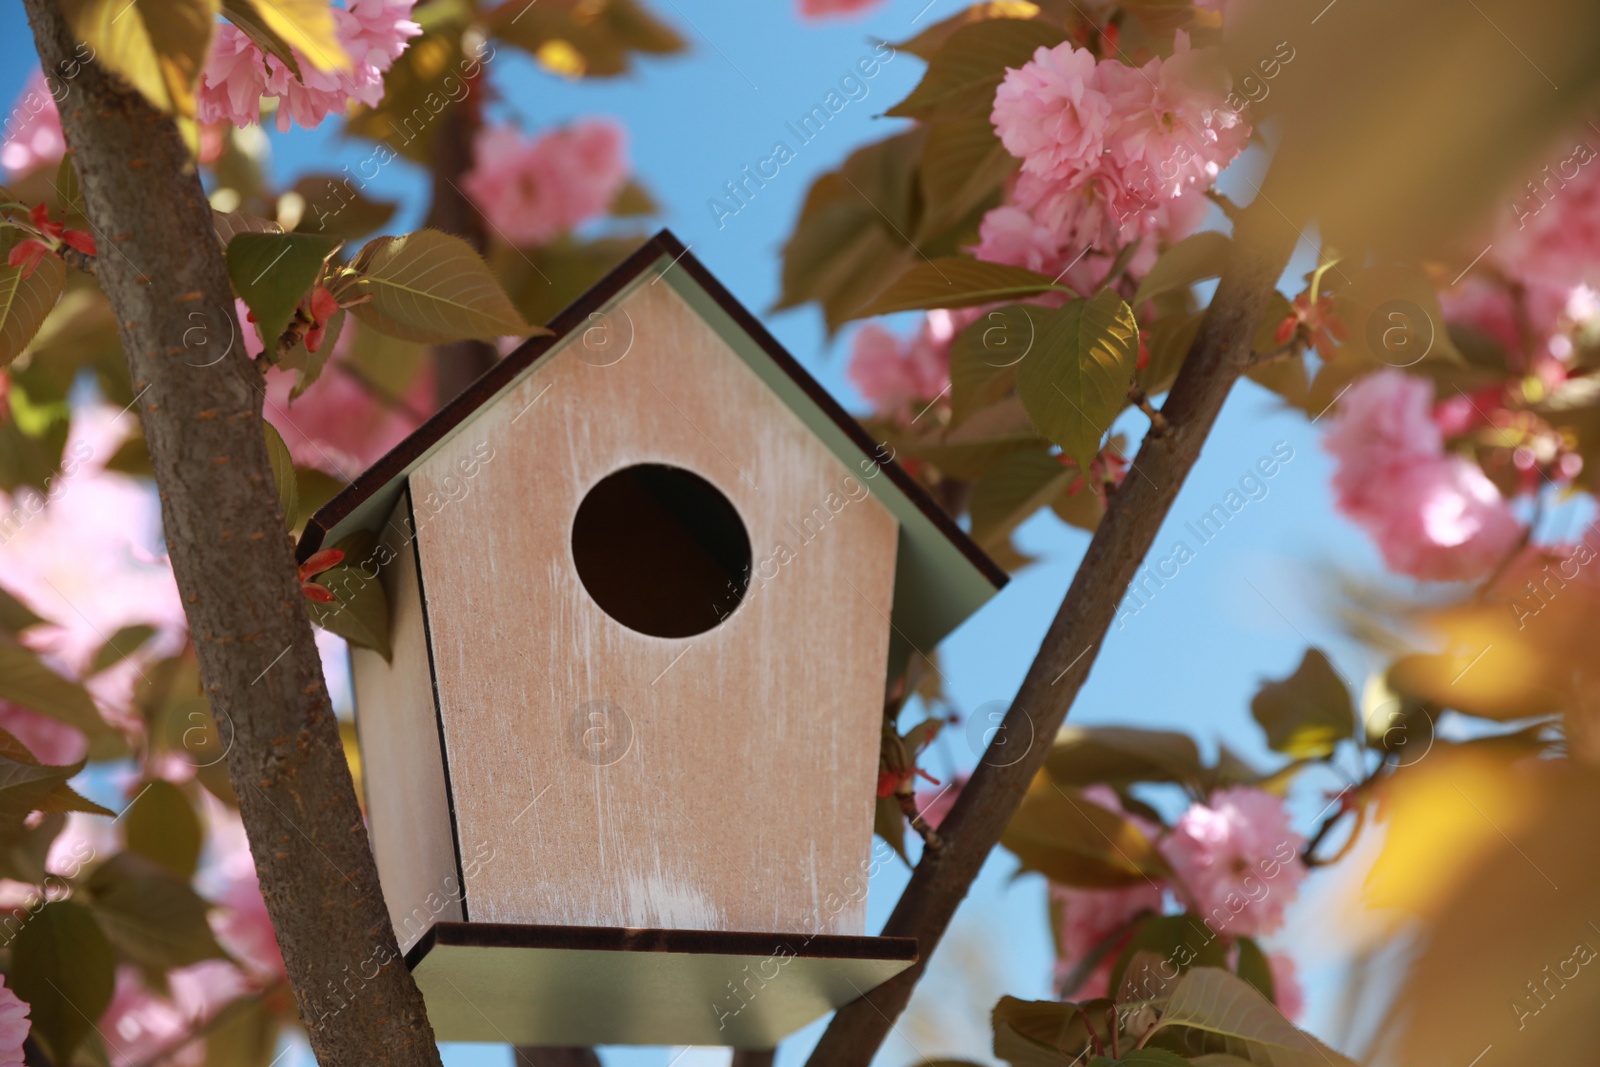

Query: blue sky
[[0, 2, 1414, 1064]]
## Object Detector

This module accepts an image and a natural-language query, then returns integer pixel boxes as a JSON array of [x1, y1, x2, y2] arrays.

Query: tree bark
[[423, 76, 498, 406], [730, 1050, 777, 1067], [21, 6, 441, 1067], [803, 209, 1298, 1066]]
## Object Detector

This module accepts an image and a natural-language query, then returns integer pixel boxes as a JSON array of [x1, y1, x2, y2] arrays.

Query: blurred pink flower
[[914, 773, 966, 830], [1, 69, 65, 176], [201, 808, 287, 982], [263, 320, 433, 478], [0, 974, 27, 1067], [1323, 370, 1523, 582], [100, 961, 250, 1067], [1051, 785, 1166, 999], [1160, 786, 1305, 938], [462, 120, 630, 247], [797, 0, 885, 16], [1270, 951, 1305, 1020], [0, 701, 85, 765], [198, 0, 421, 131], [847, 311, 957, 418], [0, 405, 187, 731]]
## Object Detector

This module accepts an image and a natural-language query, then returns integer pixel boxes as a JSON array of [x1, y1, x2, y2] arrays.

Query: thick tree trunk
[[21, 5, 441, 1067], [423, 81, 498, 405], [804, 210, 1298, 1066]]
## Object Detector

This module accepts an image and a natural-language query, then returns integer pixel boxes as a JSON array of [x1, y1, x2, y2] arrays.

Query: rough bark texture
[[423, 80, 498, 405], [22, 6, 443, 1066], [804, 210, 1298, 1066]]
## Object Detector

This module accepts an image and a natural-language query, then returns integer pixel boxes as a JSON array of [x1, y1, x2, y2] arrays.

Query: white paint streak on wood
[[405, 278, 897, 935]]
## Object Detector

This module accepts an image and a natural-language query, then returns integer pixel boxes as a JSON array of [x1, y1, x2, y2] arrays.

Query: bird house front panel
[[406, 276, 898, 936]]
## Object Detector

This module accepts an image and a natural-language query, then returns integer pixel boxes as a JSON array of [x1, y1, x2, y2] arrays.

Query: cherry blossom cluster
[[198, 0, 422, 131], [978, 35, 1250, 293], [462, 119, 630, 248], [1050, 786, 1306, 1016], [846, 309, 965, 420]]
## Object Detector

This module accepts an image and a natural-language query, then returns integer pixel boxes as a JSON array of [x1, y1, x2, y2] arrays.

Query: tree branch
[[21, 7, 441, 1067], [514, 1049, 602, 1067], [803, 207, 1298, 1067], [423, 70, 498, 406]]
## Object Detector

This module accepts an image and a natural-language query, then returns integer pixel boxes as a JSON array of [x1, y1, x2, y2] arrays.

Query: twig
[[803, 206, 1297, 1067], [58, 244, 95, 274], [1126, 383, 1168, 435], [896, 790, 943, 853]]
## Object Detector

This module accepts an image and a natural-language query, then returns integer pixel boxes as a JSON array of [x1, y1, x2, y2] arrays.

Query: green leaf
[[0, 636, 109, 736], [86, 852, 229, 969], [0, 584, 44, 633], [916, 113, 1017, 241], [89, 624, 157, 675], [887, 18, 1067, 120], [343, 22, 467, 163], [1109, 913, 1228, 1001], [1046, 725, 1207, 789], [263, 420, 299, 530], [1135, 232, 1232, 305], [1188, 1057, 1257, 1067], [486, 0, 685, 77], [281, 307, 345, 400], [308, 562, 392, 659], [61, 0, 219, 118], [123, 780, 202, 878], [1017, 291, 1140, 473], [204, 995, 280, 1067], [1002, 777, 1171, 888], [1153, 967, 1358, 1067], [351, 229, 539, 344], [1235, 937, 1275, 1004], [0, 233, 66, 368], [969, 447, 1075, 548], [1249, 648, 1355, 759], [11, 899, 117, 1064], [992, 996, 1111, 1066], [1095, 1052, 1194, 1067], [857, 258, 1070, 318], [874, 793, 908, 864], [609, 179, 659, 218], [220, 0, 349, 74], [224, 231, 340, 354], [949, 304, 1031, 426], [775, 130, 926, 333], [54, 153, 85, 222]]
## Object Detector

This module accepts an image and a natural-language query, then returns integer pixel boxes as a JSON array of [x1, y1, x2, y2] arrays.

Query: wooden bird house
[[295, 231, 1005, 1049]]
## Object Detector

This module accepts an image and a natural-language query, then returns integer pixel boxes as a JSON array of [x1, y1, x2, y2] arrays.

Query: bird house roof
[[295, 230, 1006, 650]]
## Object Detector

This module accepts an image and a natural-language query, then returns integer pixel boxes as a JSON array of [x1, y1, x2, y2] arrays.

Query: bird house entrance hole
[[571, 463, 752, 638]]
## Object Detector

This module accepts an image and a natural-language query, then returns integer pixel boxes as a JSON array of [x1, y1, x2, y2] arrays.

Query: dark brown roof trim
[[298, 230, 1007, 593]]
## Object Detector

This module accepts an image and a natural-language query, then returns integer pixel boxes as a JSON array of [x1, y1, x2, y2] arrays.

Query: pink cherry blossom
[[1051, 786, 1166, 999], [981, 39, 1247, 289], [1, 69, 65, 176], [1322, 370, 1523, 582], [198, 1, 421, 132], [0, 701, 85, 765], [847, 311, 958, 419], [797, 0, 885, 16], [462, 120, 630, 247], [100, 961, 251, 1067], [0, 974, 27, 1067], [992, 44, 1111, 184], [1160, 786, 1305, 938], [200, 806, 287, 982], [914, 773, 966, 830], [1270, 952, 1305, 1020], [263, 321, 434, 479]]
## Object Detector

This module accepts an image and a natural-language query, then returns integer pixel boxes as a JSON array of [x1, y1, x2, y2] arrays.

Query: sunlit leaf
[[263, 420, 299, 529], [887, 18, 1067, 120], [1152, 967, 1357, 1066], [61, 0, 219, 118], [352, 229, 540, 344], [1016, 291, 1139, 472], [223, 0, 351, 73], [0, 235, 66, 368], [857, 258, 1070, 318]]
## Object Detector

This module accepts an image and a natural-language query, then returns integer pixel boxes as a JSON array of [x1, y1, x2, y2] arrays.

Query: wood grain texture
[[349, 494, 464, 953], [408, 278, 898, 936]]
